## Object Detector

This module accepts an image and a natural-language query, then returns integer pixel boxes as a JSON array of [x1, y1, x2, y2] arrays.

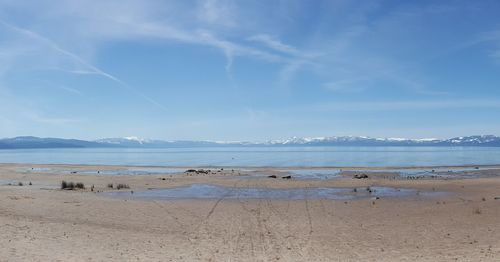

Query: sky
[[1, 0, 500, 141]]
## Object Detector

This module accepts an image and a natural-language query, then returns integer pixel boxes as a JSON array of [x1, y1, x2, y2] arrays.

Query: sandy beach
[[1, 163, 499, 261]]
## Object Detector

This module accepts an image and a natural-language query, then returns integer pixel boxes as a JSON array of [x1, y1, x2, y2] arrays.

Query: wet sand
[[1, 163, 499, 261]]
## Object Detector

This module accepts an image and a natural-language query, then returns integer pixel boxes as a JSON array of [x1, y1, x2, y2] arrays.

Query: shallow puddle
[[244, 169, 342, 180], [251, 167, 496, 180], [23, 167, 186, 175], [286, 169, 342, 180], [0, 179, 17, 185], [107, 184, 444, 200], [345, 167, 498, 179], [77, 167, 187, 175]]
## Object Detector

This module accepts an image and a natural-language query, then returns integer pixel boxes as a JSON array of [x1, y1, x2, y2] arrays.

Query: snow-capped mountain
[[95, 137, 158, 147], [93, 135, 500, 147], [95, 137, 225, 148], [442, 135, 500, 146], [1, 135, 500, 149]]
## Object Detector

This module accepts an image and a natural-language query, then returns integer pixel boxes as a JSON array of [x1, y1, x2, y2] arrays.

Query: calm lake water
[[1, 147, 500, 167]]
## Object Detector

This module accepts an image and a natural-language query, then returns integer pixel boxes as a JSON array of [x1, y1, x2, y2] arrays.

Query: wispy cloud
[[56, 85, 83, 96], [248, 34, 300, 56], [24, 112, 81, 125], [0, 19, 170, 112], [322, 79, 366, 93], [197, 0, 237, 28], [309, 99, 500, 112]]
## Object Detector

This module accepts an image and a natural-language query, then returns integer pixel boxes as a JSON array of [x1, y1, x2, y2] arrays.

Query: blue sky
[[1, 0, 500, 141]]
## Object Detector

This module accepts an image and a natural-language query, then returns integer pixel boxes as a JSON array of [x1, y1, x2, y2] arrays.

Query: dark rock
[[353, 173, 369, 179], [268, 175, 277, 178], [282, 175, 292, 179]]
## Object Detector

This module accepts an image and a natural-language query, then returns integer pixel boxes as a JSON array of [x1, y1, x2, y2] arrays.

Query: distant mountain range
[[1, 135, 500, 149]]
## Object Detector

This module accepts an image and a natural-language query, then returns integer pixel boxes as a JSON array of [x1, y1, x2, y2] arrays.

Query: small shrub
[[116, 183, 130, 190], [61, 181, 84, 190], [61, 180, 72, 189]]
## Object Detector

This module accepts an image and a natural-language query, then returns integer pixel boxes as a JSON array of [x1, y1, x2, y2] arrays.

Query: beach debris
[[70, 171, 77, 174], [29, 181, 32, 186], [198, 169, 209, 174], [282, 175, 292, 179], [91, 184, 94, 192], [353, 173, 369, 179], [185, 169, 210, 175], [268, 175, 277, 178]]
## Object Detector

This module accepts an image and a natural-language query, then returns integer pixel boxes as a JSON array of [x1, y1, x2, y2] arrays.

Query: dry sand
[[0, 163, 499, 261]]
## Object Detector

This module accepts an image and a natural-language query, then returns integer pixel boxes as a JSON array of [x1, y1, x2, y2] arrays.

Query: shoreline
[[1, 163, 499, 261], [2, 162, 500, 170]]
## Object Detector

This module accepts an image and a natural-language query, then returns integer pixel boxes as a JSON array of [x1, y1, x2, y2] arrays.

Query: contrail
[[0, 20, 169, 112]]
